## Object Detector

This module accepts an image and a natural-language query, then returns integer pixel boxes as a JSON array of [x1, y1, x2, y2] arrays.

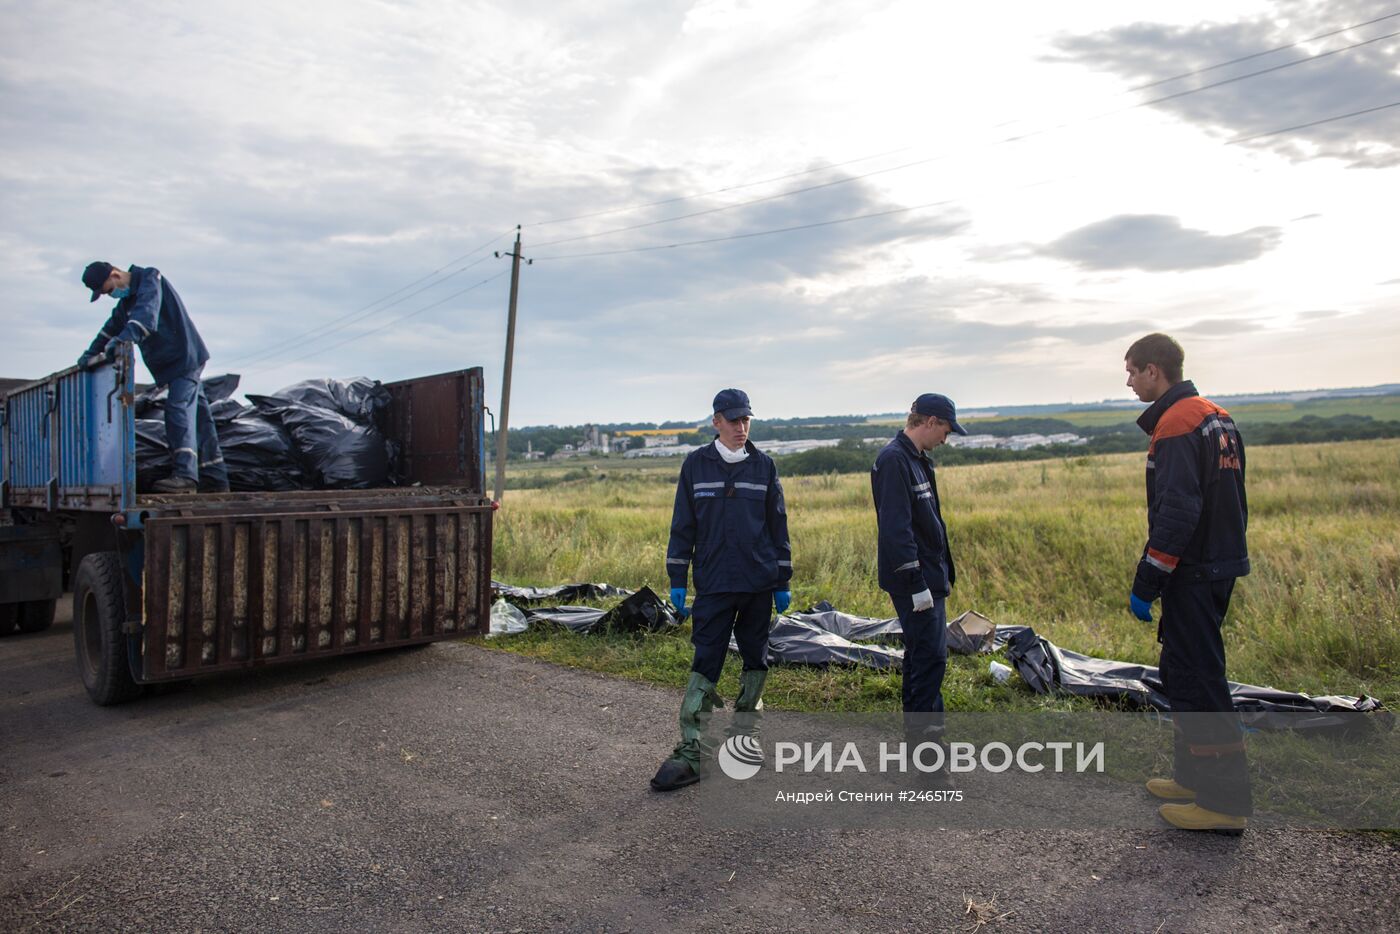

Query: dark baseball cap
[[82, 261, 114, 302], [912, 393, 968, 435], [712, 388, 753, 420]]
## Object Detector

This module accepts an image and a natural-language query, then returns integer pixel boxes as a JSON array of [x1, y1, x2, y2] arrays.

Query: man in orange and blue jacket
[[1125, 332, 1251, 833]]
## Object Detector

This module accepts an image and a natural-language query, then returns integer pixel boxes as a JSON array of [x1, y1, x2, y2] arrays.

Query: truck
[[0, 346, 494, 704]]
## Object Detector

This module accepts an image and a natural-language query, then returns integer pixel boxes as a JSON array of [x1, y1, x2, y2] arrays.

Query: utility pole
[[493, 226, 530, 502]]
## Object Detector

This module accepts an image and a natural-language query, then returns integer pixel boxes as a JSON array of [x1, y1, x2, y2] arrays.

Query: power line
[[998, 27, 1400, 147], [1128, 28, 1399, 112], [218, 14, 1400, 369], [534, 95, 1398, 264], [1227, 100, 1400, 143], [518, 14, 1399, 239], [224, 230, 513, 368], [243, 270, 510, 371], [1129, 10, 1400, 91], [227, 252, 498, 369], [523, 26, 1399, 253]]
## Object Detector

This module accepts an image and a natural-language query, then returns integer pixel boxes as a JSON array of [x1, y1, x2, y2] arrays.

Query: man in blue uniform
[[1125, 333, 1251, 833], [79, 261, 228, 494], [872, 394, 966, 751], [651, 388, 793, 792]]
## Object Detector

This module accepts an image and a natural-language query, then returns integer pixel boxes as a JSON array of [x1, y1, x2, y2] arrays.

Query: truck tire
[[0, 603, 17, 636], [73, 552, 142, 705], [17, 599, 56, 633]]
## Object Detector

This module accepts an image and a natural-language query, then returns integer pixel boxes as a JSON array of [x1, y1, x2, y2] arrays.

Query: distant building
[[947, 434, 1000, 449], [644, 435, 680, 447], [752, 439, 841, 456], [946, 432, 1085, 451], [623, 444, 701, 459]]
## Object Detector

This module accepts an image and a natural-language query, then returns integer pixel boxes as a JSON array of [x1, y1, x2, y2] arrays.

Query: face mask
[[111, 286, 130, 300]]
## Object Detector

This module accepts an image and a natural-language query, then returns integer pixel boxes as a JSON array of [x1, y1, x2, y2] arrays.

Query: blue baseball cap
[[82, 261, 114, 302], [712, 388, 753, 420], [912, 393, 968, 435]]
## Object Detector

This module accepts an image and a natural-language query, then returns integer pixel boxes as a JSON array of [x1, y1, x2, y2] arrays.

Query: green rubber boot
[[650, 672, 725, 792], [727, 668, 768, 740]]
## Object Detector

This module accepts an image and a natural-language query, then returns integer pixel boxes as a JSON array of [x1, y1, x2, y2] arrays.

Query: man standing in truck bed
[[79, 261, 228, 494]]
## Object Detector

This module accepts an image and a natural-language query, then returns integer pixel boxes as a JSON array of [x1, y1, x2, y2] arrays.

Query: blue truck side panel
[[1, 346, 134, 512]]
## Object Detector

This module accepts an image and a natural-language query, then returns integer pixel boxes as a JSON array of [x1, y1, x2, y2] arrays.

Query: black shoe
[[152, 476, 198, 494], [650, 758, 700, 792]]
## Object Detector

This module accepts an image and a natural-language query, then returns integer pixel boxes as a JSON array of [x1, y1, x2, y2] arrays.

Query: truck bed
[[5, 360, 496, 687]]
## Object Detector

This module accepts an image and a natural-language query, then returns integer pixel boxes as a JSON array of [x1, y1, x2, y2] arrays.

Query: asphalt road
[[2, 599, 1397, 933]]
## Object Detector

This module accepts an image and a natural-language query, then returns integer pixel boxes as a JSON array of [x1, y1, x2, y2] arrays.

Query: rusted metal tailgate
[[139, 498, 492, 680]]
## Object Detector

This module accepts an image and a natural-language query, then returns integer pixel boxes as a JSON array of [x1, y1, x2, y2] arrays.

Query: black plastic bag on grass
[[522, 588, 679, 635], [492, 580, 635, 605], [759, 616, 905, 669], [796, 601, 905, 645], [1003, 624, 1389, 732], [598, 586, 680, 633]]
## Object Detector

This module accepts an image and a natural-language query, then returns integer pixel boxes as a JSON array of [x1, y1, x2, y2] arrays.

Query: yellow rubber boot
[[1158, 803, 1247, 834], [1146, 778, 1196, 801]]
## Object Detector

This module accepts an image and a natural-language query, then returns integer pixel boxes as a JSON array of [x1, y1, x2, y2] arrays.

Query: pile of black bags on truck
[[135, 375, 396, 492]]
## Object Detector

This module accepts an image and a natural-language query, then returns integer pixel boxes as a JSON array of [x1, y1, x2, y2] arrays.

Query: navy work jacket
[[871, 431, 956, 597], [1133, 380, 1250, 602], [666, 441, 793, 595], [84, 265, 209, 385]]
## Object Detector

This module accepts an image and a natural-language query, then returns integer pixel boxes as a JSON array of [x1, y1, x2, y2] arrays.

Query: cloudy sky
[[2, 0, 1397, 425]]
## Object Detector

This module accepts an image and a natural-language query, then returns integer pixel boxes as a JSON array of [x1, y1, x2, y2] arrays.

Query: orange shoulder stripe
[[1153, 396, 1222, 443]]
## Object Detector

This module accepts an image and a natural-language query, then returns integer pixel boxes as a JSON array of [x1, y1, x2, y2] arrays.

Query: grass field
[[481, 439, 1400, 717]]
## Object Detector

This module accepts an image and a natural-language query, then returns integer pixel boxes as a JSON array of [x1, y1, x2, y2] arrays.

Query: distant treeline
[[773, 415, 1400, 476], [506, 412, 1400, 461]]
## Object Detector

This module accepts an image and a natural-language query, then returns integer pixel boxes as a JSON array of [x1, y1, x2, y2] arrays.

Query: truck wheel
[[0, 604, 17, 636], [73, 552, 142, 705], [17, 599, 56, 633]]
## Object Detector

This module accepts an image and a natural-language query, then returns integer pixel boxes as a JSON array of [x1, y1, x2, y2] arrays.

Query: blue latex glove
[[670, 587, 688, 619], [77, 352, 96, 369], [103, 338, 120, 357], [1129, 593, 1154, 622], [774, 590, 791, 615]]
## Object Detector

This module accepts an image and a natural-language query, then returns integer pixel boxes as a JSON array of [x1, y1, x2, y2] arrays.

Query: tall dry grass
[[491, 440, 1400, 706]]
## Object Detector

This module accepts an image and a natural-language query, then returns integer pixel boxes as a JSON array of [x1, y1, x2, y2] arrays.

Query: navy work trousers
[[166, 369, 228, 488], [689, 591, 772, 684], [889, 592, 947, 714], [1160, 575, 1252, 817]]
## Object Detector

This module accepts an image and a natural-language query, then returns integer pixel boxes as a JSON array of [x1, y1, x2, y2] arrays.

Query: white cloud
[[0, 0, 1395, 420]]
